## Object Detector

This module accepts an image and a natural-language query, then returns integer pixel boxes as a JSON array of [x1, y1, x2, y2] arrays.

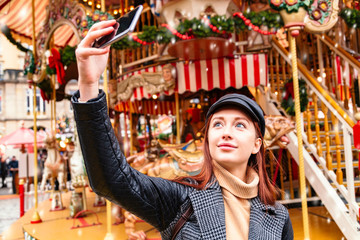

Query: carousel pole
[[288, 31, 310, 239], [30, 0, 42, 224], [95, 0, 114, 238], [50, 35, 56, 135], [175, 92, 180, 143], [129, 100, 133, 154], [52, 74, 56, 133], [142, 100, 147, 149], [101, 2, 114, 239]]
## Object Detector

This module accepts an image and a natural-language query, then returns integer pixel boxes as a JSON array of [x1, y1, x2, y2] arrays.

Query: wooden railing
[[110, 5, 159, 78], [294, 29, 360, 114], [269, 36, 359, 227]]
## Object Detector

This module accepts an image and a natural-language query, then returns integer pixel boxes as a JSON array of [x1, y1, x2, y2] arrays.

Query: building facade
[[0, 34, 77, 157]]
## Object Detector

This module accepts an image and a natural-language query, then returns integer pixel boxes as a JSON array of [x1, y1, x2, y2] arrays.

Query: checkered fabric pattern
[[248, 197, 293, 240], [161, 181, 293, 240]]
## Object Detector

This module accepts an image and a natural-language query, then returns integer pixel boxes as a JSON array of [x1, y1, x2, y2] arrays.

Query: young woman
[[72, 20, 293, 240]]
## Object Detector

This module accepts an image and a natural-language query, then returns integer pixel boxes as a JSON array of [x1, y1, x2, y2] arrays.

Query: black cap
[[205, 93, 265, 137]]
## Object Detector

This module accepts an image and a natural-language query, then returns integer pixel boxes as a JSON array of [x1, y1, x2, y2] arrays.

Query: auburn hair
[[174, 113, 278, 206]]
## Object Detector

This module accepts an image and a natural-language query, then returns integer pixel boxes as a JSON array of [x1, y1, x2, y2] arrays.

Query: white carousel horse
[[40, 137, 66, 191], [69, 127, 87, 188]]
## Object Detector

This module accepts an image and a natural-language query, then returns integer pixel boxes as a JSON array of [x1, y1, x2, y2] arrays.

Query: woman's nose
[[222, 126, 233, 139]]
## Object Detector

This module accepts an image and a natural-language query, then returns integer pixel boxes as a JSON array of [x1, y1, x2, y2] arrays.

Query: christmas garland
[[59, 45, 77, 67], [112, 11, 283, 50], [234, 10, 283, 32], [0, 24, 29, 52], [281, 78, 308, 116], [339, 8, 360, 29]]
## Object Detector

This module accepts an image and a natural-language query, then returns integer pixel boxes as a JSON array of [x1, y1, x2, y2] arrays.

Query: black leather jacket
[[72, 90, 192, 231]]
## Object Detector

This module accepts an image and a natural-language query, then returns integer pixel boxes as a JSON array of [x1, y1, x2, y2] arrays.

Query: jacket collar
[[188, 179, 286, 239]]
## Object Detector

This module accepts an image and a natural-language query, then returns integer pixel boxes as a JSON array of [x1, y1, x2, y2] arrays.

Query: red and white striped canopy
[[0, 0, 77, 47], [119, 53, 268, 102]]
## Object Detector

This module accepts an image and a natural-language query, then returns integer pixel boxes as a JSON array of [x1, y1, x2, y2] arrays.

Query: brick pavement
[[0, 177, 20, 234]]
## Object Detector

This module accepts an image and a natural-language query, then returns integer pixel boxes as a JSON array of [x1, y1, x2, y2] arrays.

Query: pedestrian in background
[[8, 156, 18, 194], [0, 156, 7, 188]]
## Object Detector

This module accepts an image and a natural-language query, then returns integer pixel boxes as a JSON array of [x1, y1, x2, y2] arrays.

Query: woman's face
[[208, 107, 262, 177]]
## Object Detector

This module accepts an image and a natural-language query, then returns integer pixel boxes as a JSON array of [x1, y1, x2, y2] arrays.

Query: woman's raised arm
[[75, 20, 116, 101]]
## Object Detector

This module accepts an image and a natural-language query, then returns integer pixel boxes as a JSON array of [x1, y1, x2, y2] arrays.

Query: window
[[26, 88, 46, 114]]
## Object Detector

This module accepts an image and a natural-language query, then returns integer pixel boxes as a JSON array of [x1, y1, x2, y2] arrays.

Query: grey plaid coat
[[72, 90, 293, 240]]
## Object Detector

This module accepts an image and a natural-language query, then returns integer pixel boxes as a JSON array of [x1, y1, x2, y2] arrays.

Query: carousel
[[1, 0, 360, 239]]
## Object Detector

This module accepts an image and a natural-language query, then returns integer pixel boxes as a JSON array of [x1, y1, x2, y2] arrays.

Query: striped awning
[[119, 53, 268, 102], [0, 0, 77, 47]]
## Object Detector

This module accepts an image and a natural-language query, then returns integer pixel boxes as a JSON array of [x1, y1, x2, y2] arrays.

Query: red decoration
[[283, 81, 294, 100], [40, 88, 50, 102], [48, 48, 65, 85], [19, 180, 24, 217], [354, 119, 360, 149], [186, 108, 201, 123], [130, 33, 155, 45], [161, 23, 194, 40], [233, 12, 278, 35]]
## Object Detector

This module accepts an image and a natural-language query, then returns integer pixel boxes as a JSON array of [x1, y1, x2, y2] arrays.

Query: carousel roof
[[0, 0, 146, 48], [0, 0, 78, 47]]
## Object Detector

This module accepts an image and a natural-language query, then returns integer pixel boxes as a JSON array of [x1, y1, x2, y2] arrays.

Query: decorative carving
[[305, 0, 339, 33], [117, 64, 176, 101], [32, 0, 86, 83]]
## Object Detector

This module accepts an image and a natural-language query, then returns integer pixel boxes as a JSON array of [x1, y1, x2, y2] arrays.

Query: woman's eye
[[236, 123, 245, 128], [213, 122, 222, 127]]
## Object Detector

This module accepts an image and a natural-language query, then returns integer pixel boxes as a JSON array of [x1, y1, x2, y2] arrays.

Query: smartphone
[[92, 5, 143, 48]]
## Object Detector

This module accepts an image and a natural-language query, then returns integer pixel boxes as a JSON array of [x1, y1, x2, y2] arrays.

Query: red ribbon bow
[[283, 82, 294, 100], [48, 48, 65, 85]]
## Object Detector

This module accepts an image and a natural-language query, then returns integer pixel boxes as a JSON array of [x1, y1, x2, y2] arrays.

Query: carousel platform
[[1, 188, 160, 240], [1, 188, 345, 239]]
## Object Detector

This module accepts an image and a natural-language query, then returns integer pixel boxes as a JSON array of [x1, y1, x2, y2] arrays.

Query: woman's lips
[[218, 143, 237, 150]]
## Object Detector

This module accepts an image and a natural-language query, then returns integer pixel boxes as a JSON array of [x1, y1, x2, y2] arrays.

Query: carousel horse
[[40, 135, 66, 191], [263, 115, 295, 149], [69, 126, 87, 188], [127, 139, 203, 180]]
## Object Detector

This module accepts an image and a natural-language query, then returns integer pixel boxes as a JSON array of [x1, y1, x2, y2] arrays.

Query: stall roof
[[0, 0, 77, 47]]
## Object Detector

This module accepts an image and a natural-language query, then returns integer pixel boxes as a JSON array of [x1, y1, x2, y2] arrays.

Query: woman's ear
[[251, 138, 262, 154]]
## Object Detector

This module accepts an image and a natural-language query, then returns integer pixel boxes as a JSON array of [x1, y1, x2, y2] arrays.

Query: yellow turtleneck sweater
[[213, 161, 259, 240]]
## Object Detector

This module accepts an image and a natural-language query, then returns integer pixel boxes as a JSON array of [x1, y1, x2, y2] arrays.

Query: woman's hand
[[75, 19, 116, 101]]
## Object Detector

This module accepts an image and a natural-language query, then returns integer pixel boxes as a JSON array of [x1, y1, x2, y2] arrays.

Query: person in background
[[0, 156, 7, 188], [8, 156, 19, 194]]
